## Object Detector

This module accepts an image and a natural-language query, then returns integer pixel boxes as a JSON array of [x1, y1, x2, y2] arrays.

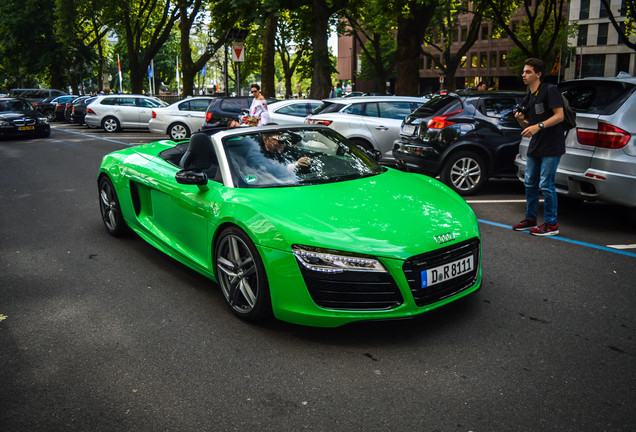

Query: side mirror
[[176, 170, 208, 186]]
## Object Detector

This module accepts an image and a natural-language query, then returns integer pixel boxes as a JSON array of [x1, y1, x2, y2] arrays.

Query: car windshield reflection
[[0, 99, 33, 112], [222, 128, 385, 188]]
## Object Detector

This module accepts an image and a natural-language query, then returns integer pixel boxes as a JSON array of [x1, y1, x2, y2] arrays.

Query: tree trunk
[[309, 0, 332, 99], [261, 14, 277, 97], [395, 1, 437, 96]]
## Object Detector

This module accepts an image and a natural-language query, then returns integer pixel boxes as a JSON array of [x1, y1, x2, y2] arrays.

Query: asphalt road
[[1, 124, 635, 432]]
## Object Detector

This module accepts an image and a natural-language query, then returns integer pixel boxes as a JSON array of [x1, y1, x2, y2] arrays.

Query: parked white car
[[267, 99, 322, 125], [149, 96, 214, 140], [305, 96, 425, 161], [85, 94, 168, 132]]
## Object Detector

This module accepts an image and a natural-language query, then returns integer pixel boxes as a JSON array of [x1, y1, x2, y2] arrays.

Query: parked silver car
[[85, 94, 168, 132], [515, 76, 636, 217], [148, 96, 214, 140], [305, 96, 425, 161], [267, 99, 322, 125]]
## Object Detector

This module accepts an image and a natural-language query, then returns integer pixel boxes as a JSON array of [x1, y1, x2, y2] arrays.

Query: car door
[[482, 96, 524, 175], [138, 97, 162, 127], [363, 101, 418, 157], [124, 151, 223, 269], [116, 97, 141, 127]]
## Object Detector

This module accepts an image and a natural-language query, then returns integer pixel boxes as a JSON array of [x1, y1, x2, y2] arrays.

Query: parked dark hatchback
[[35, 95, 77, 122], [201, 96, 277, 130], [0, 97, 50, 138], [393, 90, 526, 195], [69, 96, 97, 125]]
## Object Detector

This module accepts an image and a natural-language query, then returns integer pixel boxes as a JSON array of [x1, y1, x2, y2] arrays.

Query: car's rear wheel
[[169, 122, 190, 140], [98, 176, 128, 237], [441, 150, 487, 195], [102, 116, 121, 133], [214, 227, 272, 321]]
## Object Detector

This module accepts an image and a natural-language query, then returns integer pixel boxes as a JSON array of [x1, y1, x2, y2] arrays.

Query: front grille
[[403, 238, 480, 307], [13, 118, 36, 127], [297, 264, 403, 310]]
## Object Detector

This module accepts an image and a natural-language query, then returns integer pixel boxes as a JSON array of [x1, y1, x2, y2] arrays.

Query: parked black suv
[[201, 96, 277, 130], [393, 90, 526, 195]]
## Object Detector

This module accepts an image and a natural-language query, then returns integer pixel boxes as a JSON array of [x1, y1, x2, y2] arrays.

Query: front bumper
[[259, 238, 482, 327]]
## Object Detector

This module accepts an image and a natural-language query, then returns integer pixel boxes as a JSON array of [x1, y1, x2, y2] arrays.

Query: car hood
[[224, 169, 479, 260], [0, 112, 38, 120]]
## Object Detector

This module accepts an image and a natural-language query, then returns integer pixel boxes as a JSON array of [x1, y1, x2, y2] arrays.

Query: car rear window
[[559, 81, 636, 115], [313, 102, 346, 115], [413, 95, 462, 116]]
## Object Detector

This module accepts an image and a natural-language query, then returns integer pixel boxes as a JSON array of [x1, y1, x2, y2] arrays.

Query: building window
[[597, 23, 608, 45], [480, 52, 488, 68], [481, 25, 489, 40], [580, 0, 590, 19], [471, 53, 478, 67], [490, 51, 497, 68], [452, 28, 459, 42], [599, 1, 608, 18], [461, 55, 467, 68], [621, 0, 628, 16], [500, 52, 507, 67], [578, 24, 588, 46], [581, 54, 606, 77], [461, 26, 468, 42]]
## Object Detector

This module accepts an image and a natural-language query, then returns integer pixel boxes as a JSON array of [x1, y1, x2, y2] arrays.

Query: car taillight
[[427, 109, 462, 129], [86, 108, 95, 114], [577, 122, 630, 149], [56, 104, 62, 108], [152, 110, 157, 118], [306, 119, 333, 126], [206, 112, 212, 122]]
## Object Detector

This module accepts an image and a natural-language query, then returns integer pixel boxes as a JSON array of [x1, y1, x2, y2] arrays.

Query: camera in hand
[[514, 104, 527, 115]]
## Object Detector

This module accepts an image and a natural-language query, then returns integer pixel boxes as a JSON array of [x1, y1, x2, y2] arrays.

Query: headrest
[[179, 133, 217, 171]]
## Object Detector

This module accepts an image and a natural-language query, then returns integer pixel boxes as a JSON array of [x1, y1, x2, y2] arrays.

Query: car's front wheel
[[44, 111, 55, 122], [169, 122, 190, 140], [102, 116, 121, 133], [98, 176, 128, 237], [214, 227, 272, 321], [441, 150, 487, 195]]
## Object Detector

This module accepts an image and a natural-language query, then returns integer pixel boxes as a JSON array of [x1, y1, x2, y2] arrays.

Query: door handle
[[375, 126, 389, 131]]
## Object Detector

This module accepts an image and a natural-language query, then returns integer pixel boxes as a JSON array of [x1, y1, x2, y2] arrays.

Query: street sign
[[231, 42, 245, 62]]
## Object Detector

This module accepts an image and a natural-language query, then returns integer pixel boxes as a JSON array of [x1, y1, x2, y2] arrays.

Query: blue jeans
[[524, 156, 561, 225]]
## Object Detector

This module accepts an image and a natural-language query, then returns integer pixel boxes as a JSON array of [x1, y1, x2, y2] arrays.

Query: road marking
[[52, 126, 135, 146], [478, 219, 636, 258], [606, 244, 636, 250]]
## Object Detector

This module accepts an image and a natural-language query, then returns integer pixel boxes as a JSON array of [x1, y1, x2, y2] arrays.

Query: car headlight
[[37, 117, 49, 124], [0, 120, 11, 126], [292, 245, 387, 273]]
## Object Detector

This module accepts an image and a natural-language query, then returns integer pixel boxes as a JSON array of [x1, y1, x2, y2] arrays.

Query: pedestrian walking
[[512, 58, 565, 236]]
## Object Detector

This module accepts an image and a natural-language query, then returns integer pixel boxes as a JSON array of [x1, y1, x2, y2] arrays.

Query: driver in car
[[261, 133, 312, 171]]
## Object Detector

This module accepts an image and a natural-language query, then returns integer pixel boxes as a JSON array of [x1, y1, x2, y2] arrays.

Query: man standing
[[513, 58, 565, 236]]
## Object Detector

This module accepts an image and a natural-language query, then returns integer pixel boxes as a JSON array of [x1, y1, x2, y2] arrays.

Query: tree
[[344, 0, 397, 94], [275, 10, 310, 98], [109, 0, 179, 94], [484, 0, 569, 61], [600, 0, 636, 51], [422, 1, 487, 92], [394, 0, 438, 95]]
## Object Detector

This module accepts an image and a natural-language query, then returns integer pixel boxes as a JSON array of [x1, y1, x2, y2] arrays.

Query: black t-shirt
[[523, 83, 566, 157]]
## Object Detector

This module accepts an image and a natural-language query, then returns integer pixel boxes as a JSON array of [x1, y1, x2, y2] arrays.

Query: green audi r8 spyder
[[98, 125, 481, 327]]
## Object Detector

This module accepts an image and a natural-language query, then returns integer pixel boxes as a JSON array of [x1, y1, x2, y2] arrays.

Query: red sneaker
[[512, 218, 537, 231], [530, 223, 559, 236]]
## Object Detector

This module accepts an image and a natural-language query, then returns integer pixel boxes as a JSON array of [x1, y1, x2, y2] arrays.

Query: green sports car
[[98, 125, 481, 327]]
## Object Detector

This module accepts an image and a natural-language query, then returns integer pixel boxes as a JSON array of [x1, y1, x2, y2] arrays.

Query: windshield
[[0, 99, 33, 112], [222, 128, 385, 188]]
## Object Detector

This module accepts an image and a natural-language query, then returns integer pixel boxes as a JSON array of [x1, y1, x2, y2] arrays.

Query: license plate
[[421, 255, 473, 288], [18, 126, 35, 131], [402, 124, 416, 136]]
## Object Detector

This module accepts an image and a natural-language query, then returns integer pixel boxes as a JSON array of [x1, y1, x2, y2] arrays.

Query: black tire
[[440, 150, 487, 196], [98, 176, 128, 237], [168, 122, 190, 140], [214, 226, 272, 321], [102, 116, 121, 133], [350, 138, 374, 153], [44, 111, 55, 122]]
